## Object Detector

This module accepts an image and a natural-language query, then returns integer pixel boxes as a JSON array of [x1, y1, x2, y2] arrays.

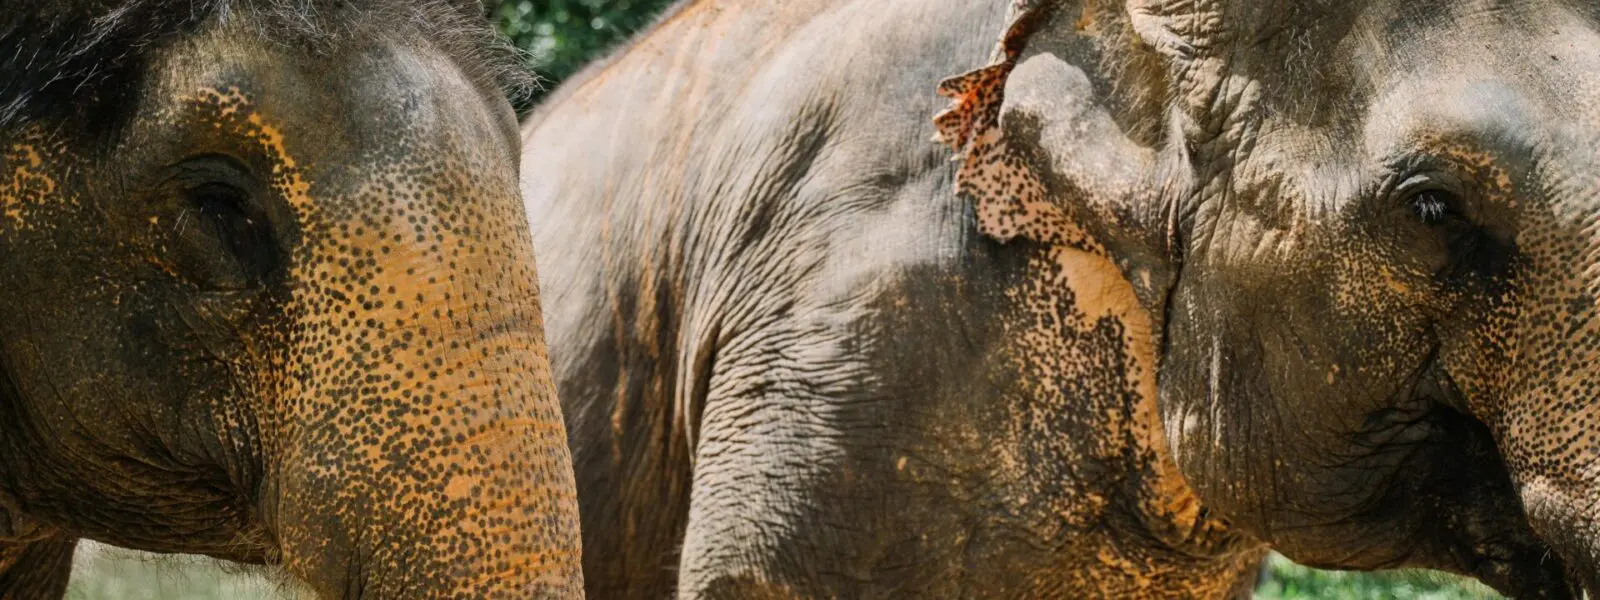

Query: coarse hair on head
[[0, 0, 533, 137]]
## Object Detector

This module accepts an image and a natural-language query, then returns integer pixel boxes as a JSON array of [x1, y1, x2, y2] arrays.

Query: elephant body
[[532, 0, 1600, 597], [0, 1, 582, 597], [523, 0, 1264, 597]]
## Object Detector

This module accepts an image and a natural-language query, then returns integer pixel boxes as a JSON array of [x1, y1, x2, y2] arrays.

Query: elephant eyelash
[[1410, 190, 1457, 225], [1388, 162, 1481, 224]]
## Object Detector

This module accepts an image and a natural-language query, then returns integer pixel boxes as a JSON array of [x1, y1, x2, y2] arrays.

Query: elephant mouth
[[1539, 562, 1592, 600], [1399, 366, 1582, 599], [1467, 551, 1582, 600], [1524, 496, 1600, 600]]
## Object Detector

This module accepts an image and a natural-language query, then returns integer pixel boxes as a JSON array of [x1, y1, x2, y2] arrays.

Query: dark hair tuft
[[0, 0, 532, 135]]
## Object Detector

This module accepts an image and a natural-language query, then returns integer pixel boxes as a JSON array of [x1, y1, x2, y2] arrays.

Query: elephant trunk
[[1495, 376, 1600, 594], [1473, 235, 1600, 596], [256, 191, 582, 597]]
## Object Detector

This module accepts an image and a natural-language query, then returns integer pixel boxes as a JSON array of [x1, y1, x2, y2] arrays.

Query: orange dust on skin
[[935, 2, 1265, 596], [174, 87, 581, 597], [977, 240, 1259, 597], [1047, 246, 1206, 533], [1, 130, 70, 230], [183, 87, 315, 215]]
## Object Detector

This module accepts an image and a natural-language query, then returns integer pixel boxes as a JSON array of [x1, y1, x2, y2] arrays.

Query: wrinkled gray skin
[[524, 1, 1263, 598], [527, 0, 1600, 597], [1128, 0, 1600, 595]]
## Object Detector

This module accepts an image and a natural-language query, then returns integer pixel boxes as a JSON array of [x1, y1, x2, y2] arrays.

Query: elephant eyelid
[[158, 154, 282, 287], [162, 154, 273, 231], [185, 182, 251, 213], [1390, 174, 1514, 281], [164, 154, 260, 194]]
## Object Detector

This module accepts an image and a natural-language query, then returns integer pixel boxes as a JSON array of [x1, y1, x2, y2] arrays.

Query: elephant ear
[[933, 0, 1091, 248], [934, 0, 1226, 270]]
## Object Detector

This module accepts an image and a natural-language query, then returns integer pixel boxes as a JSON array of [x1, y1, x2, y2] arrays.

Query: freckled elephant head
[[0, 1, 581, 597], [941, 0, 1600, 597]]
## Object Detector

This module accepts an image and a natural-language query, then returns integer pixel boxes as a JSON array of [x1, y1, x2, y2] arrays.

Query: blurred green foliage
[[490, 0, 679, 108], [1257, 554, 1502, 600]]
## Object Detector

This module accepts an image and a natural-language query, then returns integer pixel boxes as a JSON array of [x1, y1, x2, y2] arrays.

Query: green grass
[[1256, 554, 1503, 600], [68, 545, 1503, 599]]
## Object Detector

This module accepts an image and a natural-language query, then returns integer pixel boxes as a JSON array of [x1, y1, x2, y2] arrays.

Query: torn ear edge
[[934, 0, 1105, 254]]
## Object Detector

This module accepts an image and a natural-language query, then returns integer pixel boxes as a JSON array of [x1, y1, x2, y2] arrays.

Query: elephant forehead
[[1345, 2, 1600, 144], [147, 22, 516, 180]]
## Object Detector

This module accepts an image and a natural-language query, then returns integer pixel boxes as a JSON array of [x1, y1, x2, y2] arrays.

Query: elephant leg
[[0, 537, 76, 599]]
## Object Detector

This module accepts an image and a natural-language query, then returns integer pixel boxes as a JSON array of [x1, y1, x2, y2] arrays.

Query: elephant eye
[[157, 155, 283, 289], [1404, 188, 1510, 281], [183, 181, 280, 284]]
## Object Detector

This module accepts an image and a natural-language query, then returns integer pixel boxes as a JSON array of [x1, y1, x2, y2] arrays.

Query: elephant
[[521, 1, 1261, 598], [0, 0, 582, 597], [935, 0, 1600, 596], [526, 0, 1600, 598]]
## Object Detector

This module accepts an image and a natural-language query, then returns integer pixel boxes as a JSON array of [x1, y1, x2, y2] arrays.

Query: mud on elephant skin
[[941, 0, 1600, 597], [0, 1, 582, 597]]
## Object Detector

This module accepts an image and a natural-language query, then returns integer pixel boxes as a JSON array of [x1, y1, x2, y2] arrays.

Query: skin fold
[[0, 1, 582, 597], [523, 1, 1265, 598]]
